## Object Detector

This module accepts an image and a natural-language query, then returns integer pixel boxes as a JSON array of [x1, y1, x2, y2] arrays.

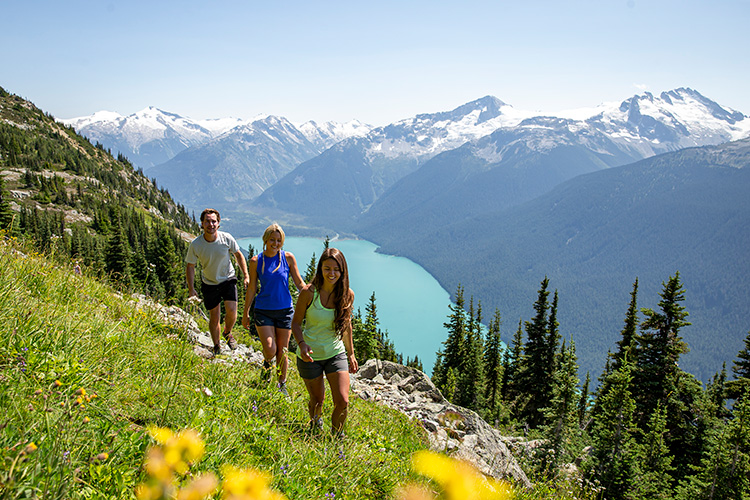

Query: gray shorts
[[297, 351, 348, 380]]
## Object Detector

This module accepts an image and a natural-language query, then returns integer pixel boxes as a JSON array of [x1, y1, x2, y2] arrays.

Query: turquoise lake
[[237, 236, 452, 374]]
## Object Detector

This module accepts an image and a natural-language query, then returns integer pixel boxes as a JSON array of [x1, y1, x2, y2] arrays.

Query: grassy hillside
[[1, 85, 199, 303], [0, 237, 429, 499], [0, 230, 601, 499]]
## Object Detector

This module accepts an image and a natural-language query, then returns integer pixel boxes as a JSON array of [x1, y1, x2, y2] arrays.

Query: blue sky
[[2, 0, 748, 126]]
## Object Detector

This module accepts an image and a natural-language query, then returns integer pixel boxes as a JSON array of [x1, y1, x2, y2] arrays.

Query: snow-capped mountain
[[256, 88, 749, 230], [297, 119, 372, 150], [62, 107, 248, 169], [146, 115, 372, 213]]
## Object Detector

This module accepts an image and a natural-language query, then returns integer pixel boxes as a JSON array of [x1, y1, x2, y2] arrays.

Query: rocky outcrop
[[352, 359, 530, 488], [133, 294, 530, 488]]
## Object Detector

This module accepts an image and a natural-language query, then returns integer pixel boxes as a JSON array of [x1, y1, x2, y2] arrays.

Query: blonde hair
[[261, 223, 285, 274]]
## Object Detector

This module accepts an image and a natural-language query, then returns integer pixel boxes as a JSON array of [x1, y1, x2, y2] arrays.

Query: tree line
[[428, 274, 750, 499]]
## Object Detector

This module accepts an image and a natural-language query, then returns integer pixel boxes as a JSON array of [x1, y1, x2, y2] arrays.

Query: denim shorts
[[254, 307, 294, 330], [200, 278, 237, 311], [297, 351, 349, 380]]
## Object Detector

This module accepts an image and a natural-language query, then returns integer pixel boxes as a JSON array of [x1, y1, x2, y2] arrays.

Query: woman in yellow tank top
[[291, 248, 358, 435]]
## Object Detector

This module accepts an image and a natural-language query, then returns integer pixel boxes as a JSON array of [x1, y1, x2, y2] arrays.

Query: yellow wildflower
[[144, 447, 173, 483], [397, 484, 435, 500], [411, 451, 511, 500], [221, 465, 288, 500], [135, 482, 164, 500], [176, 473, 219, 500], [148, 426, 174, 445], [176, 429, 205, 464], [24, 442, 38, 454]]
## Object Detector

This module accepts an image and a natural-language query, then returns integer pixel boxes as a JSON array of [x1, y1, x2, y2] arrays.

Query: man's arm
[[186, 263, 198, 297], [234, 251, 250, 290]]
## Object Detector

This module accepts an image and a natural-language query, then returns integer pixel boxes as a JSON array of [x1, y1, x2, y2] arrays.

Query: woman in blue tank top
[[242, 223, 305, 394], [292, 248, 358, 436]]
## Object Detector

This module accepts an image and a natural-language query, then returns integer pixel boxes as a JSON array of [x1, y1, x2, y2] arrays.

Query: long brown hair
[[312, 248, 352, 337]]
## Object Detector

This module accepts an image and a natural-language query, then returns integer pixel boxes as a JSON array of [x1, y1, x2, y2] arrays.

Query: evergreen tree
[[587, 358, 639, 500], [578, 371, 591, 430], [456, 297, 484, 410], [406, 355, 424, 372], [501, 318, 524, 405], [675, 388, 750, 500], [362, 292, 381, 360], [633, 273, 702, 483], [613, 278, 639, 371], [628, 403, 674, 500], [541, 339, 581, 473], [517, 277, 553, 427], [483, 309, 503, 418], [728, 330, 750, 400], [546, 290, 561, 373], [104, 207, 131, 287], [377, 329, 399, 362], [433, 285, 467, 395], [152, 224, 183, 301], [0, 176, 16, 234], [351, 309, 370, 362], [304, 252, 317, 282], [593, 279, 640, 422], [633, 273, 690, 421]]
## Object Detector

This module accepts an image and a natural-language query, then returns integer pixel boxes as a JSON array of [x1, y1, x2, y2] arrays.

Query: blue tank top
[[255, 250, 293, 310]]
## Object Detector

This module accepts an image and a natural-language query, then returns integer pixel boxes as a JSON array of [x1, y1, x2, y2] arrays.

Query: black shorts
[[201, 278, 238, 310], [297, 352, 349, 380], [254, 307, 294, 330]]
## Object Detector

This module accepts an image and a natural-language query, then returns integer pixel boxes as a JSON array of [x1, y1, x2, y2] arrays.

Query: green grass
[[0, 238, 429, 499], [0, 236, 597, 500]]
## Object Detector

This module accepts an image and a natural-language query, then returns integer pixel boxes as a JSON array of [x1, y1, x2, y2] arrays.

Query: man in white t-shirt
[[186, 208, 249, 356]]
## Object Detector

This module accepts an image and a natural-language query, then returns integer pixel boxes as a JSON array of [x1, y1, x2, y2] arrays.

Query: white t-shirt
[[185, 231, 240, 285]]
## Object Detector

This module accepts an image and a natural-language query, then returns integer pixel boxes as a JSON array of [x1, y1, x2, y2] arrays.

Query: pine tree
[[593, 280, 640, 422], [628, 403, 674, 500], [541, 339, 581, 473], [104, 207, 131, 287], [613, 278, 639, 371], [501, 319, 524, 405], [304, 252, 317, 282], [517, 277, 553, 428], [456, 297, 484, 410], [362, 292, 381, 361], [152, 224, 182, 301], [675, 388, 750, 500], [433, 285, 467, 396], [546, 290, 561, 373], [483, 309, 503, 419], [587, 358, 639, 500], [406, 355, 424, 372], [728, 330, 750, 400], [633, 273, 690, 422], [633, 273, 703, 483], [351, 309, 369, 361], [0, 175, 16, 234], [578, 371, 591, 430]]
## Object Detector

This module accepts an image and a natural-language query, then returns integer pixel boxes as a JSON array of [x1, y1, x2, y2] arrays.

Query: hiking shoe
[[224, 332, 238, 350], [277, 381, 289, 397], [212, 344, 221, 357]]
